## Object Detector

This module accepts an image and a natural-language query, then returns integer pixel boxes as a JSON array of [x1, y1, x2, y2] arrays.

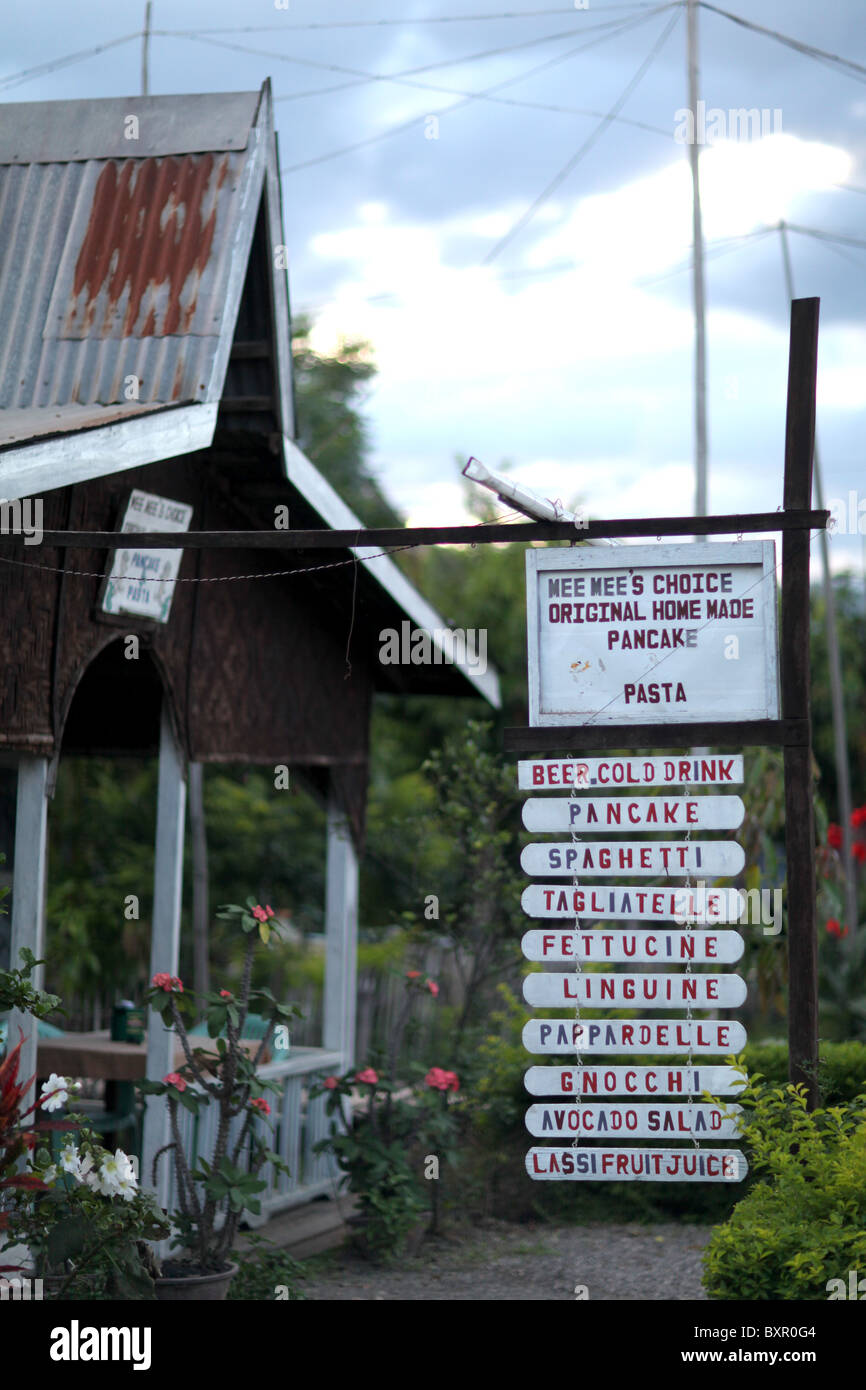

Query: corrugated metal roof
[[0, 90, 264, 446], [0, 91, 260, 163]]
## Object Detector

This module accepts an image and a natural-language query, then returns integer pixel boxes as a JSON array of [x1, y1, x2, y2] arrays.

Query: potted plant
[[140, 899, 298, 1300], [0, 1039, 170, 1299]]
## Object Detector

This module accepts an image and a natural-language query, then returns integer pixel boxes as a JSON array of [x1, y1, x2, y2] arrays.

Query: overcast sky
[[3, 0, 865, 575]]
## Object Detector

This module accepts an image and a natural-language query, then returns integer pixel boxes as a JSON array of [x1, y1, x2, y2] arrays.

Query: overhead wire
[[279, 6, 674, 174], [0, 33, 140, 92], [481, 7, 681, 264], [699, 3, 866, 86]]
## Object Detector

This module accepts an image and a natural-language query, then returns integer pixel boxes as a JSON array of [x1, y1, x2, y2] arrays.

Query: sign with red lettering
[[517, 755, 744, 789], [525, 542, 779, 726], [520, 839, 744, 877], [521, 929, 745, 963], [522, 794, 745, 832], [525, 1101, 741, 1139], [521, 883, 743, 922], [526, 1147, 748, 1182], [523, 1064, 748, 1097], [523, 971, 746, 1008], [522, 1017, 747, 1053]]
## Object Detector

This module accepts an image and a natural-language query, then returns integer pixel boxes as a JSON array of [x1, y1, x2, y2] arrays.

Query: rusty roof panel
[[46, 152, 240, 341], [0, 143, 251, 416]]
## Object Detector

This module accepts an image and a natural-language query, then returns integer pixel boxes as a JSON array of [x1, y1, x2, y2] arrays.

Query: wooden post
[[782, 297, 820, 1107], [323, 787, 359, 1067], [141, 706, 186, 1202], [7, 757, 49, 1108]]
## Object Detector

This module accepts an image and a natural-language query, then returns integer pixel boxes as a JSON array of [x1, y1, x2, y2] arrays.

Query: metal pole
[[779, 223, 858, 936], [686, 0, 708, 517], [141, 1, 152, 98]]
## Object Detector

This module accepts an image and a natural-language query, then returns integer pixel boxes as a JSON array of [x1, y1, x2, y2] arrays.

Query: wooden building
[[0, 83, 499, 1212]]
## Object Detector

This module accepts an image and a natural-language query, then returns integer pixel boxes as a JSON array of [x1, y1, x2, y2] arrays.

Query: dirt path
[[300, 1220, 714, 1301]]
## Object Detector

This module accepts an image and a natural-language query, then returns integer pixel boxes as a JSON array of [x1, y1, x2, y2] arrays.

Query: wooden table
[[37, 1031, 269, 1082]]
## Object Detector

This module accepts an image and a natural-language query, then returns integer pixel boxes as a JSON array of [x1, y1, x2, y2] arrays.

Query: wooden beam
[[781, 298, 820, 1107], [29, 508, 829, 552], [503, 718, 807, 752], [228, 340, 272, 360]]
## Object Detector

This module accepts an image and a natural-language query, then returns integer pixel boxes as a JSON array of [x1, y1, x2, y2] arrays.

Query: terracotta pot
[[154, 1261, 238, 1302]]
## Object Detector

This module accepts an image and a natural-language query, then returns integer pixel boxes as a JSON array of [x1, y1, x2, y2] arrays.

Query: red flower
[[163, 1073, 186, 1091], [425, 1067, 459, 1092], [250, 1097, 271, 1115], [323, 1076, 339, 1090], [426, 979, 439, 997], [406, 970, 421, 980], [853, 842, 866, 864], [851, 805, 866, 828], [825, 918, 849, 938], [219, 989, 232, 999], [355, 1068, 378, 1085], [827, 824, 843, 849], [152, 973, 183, 993]]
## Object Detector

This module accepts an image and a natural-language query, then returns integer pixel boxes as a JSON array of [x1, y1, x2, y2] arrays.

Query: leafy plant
[[311, 972, 460, 1260], [140, 898, 301, 1274], [703, 1072, 866, 1300], [228, 1233, 307, 1301]]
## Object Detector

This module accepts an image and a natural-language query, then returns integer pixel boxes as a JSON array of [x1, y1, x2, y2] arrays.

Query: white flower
[[39, 1074, 69, 1112], [41, 1165, 57, 1185], [59, 1143, 79, 1175], [95, 1150, 137, 1198]]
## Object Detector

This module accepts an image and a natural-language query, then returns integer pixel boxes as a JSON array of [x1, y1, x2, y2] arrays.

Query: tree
[[291, 314, 402, 527]]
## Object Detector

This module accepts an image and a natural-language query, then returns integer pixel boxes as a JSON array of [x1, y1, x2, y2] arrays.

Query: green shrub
[[702, 1077, 866, 1299], [229, 1238, 307, 1300]]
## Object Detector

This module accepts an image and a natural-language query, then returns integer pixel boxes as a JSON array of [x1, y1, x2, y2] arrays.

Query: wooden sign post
[[507, 298, 823, 1184]]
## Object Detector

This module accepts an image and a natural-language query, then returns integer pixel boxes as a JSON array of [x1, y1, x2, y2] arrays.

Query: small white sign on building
[[526, 541, 779, 726], [102, 490, 193, 624]]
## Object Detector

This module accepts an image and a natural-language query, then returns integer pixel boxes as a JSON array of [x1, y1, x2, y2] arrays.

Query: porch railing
[[163, 1047, 346, 1222]]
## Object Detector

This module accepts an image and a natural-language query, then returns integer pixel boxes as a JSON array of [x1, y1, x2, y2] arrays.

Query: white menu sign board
[[102, 489, 193, 623], [526, 542, 779, 725]]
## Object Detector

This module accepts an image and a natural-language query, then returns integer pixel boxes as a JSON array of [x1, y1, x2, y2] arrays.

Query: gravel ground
[[301, 1220, 714, 1301]]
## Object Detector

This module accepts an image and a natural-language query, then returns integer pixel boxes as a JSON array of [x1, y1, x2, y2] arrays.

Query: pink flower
[[219, 989, 232, 999], [355, 1068, 378, 1086], [250, 1097, 271, 1115], [252, 905, 268, 922], [426, 979, 439, 997], [406, 970, 421, 980], [323, 1076, 339, 1090], [152, 973, 183, 993], [425, 1067, 458, 1092], [265, 905, 275, 918], [163, 1073, 187, 1092]]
